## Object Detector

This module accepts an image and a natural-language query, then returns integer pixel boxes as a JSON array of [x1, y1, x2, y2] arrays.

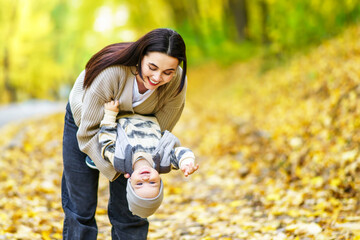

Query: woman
[[62, 28, 187, 239]]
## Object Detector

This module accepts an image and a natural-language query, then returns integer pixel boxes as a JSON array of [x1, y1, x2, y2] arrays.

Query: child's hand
[[181, 162, 199, 177], [104, 100, 119, 112]]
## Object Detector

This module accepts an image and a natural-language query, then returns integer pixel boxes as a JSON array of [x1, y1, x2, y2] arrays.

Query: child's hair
[[126, 179, 164, 218]]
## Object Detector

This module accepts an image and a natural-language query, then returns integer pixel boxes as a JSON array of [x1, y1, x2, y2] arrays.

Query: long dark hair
[[84, 28, 187, 94]]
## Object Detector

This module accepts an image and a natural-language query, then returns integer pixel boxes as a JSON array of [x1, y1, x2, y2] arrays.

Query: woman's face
[[136, 52, 179, 93]]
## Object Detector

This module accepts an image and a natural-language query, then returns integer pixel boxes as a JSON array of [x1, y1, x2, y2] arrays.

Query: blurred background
[[1, 0, 360, 104], [1, 1, 360, 239]]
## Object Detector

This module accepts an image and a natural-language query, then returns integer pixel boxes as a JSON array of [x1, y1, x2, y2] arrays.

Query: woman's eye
[[164, 72, 172, 76], [148, 66, 156, 71], [150, 182, 156, 184], [137, 183, 143, 186]]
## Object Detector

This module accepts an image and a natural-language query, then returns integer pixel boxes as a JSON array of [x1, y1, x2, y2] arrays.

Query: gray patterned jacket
[[99, 111, 195, 175]]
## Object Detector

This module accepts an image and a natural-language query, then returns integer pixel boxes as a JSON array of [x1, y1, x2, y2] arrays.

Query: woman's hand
[[181, 162, 199, 177], [104, 100, 119, 112]]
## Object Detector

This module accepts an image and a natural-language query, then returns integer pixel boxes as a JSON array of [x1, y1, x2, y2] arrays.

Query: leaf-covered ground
[[1, 25, 360, 239]]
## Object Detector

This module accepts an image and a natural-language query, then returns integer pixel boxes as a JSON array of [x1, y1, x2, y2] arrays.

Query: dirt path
[[0, 100, 66, 128]]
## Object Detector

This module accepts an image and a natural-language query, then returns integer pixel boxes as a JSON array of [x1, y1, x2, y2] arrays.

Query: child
[[86, 101, 199, 218]]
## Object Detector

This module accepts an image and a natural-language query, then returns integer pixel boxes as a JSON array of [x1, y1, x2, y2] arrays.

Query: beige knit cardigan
[[68, 65, 186, 181]]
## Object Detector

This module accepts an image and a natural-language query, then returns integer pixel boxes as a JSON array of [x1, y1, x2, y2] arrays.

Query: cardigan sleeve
[[77, 67, 121, 149], [76, 66, 125, 181]]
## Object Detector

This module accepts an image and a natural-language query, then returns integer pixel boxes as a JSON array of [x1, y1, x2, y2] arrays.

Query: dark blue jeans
[[61, 103, 149, 239]]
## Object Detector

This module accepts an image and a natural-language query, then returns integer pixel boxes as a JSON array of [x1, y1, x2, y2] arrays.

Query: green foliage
[[0, 0, 359, 103], [266, 0, 360, 54]]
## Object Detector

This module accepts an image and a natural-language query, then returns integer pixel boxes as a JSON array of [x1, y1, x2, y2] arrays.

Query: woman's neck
[[135, 75, 147, 94]]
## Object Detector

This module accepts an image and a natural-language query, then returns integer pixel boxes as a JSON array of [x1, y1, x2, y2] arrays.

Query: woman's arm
[[76, 67, 125, 181]]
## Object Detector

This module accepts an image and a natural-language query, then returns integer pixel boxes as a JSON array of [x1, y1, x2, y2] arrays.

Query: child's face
[[130, 166, 161, 198]]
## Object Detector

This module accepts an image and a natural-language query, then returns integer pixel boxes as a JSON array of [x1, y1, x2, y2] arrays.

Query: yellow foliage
[[1, 25, 360, 239]]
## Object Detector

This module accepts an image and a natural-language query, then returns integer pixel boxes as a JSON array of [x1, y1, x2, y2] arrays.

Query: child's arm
[[99, 101, 119, 166], [99, 101, 132, 178], [174, 147, 199, 177]]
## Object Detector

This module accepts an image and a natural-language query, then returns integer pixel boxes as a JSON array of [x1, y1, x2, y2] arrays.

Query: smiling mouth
[[140, 169, 150, 174], [148, 77, 160, 86]]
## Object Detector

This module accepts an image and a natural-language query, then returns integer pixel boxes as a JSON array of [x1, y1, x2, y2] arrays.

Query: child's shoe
[[86, 156, 98, 170]]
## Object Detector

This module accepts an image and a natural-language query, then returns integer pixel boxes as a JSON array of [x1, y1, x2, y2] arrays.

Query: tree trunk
[[165, 0, 205, 51], [229, 0, 248, 41], [3, 47, 16, 102], [259, 0, 270, 44], [3, 2, 18, 102]]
